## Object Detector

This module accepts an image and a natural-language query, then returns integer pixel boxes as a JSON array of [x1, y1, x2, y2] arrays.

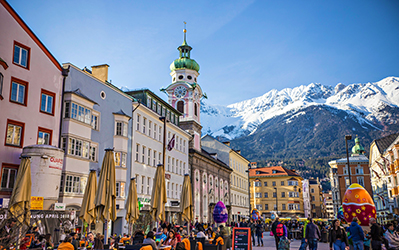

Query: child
[[364, 230, 371, 250]]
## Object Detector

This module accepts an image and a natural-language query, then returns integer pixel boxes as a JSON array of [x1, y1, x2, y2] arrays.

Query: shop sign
[[31, 196, 44, 210], [49, 157, 63, 170], [54, 203, 66, 211]]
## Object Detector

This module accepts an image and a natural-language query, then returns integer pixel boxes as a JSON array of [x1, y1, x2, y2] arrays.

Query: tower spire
[[183, 21, 187, 45]]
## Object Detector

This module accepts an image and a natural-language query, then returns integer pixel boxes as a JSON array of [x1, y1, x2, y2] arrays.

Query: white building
[[302, 179, 311, 218], [126, 89, 190, 222]]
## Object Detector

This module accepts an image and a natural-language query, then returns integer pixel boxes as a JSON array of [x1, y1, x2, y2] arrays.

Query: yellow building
[[309, 178, 325, 218], [249, 166, 304, 218]]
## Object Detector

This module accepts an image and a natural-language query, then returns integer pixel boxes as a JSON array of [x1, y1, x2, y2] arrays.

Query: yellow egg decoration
[[342, 183, 376, 226]]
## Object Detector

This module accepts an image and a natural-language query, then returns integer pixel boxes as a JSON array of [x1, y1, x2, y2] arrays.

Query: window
[[114, 152, 127, 167], [63, 175, 87, 194], [345, 177, 350, 188], [356, 167, 364, 175], [273, 192, 277, 198], [143, 118, 146, 134], [91, 114, 98, 130], [147, 177, 151, 195], [10, 77, 28, 106], [272, 181, 276, 186], [37, 127, 52, 145], [311, 188, 314, 193], [142, 147, 145, 163], [289, 192, 300, 197], [255, 192, 262, 198], [66, 137, 96, 161], [158, 104, 162, 115], [194, 103, 198, 116], [141, 176, 145, 194], [40, 89, 55, 115], [116, 121, 128, 136], [357, 176, 365, 187], [159, 152, 162, 164], [281, 181, 284, 186], [282, 204, 286, 210], [288, 204, 300, 210], [254, 181, 261, 187], [288, 180, 299, 186], [274, 204, 277, 210], [255, 204, 262, 210], [159, 126, 162, 141], [167, 182, 170, 197], [154, 124, 157, 139], [116, 182, 126, 198], [264, 182, 268, 186], [152, 100, 157, 112], [265, 204, 269, 210], [177, 101, 184, 113], [149, 121, 152, 137], [5, 119, 24, 147], [312, 204, 316, 209], [13, 41, 30, 69], [90, 145, 97, 161], [153, 151, 156, 166], [147, 97, 151, 108], [1, 165, 18, 190], [264, 192, 268, 198], [148, 149, 151, 165], [136, 144, 140, 161], [312, 196, 315, 201], [171, 183, 174, 198], [281, 192, 285, 198], [136, 114, 140, 130]]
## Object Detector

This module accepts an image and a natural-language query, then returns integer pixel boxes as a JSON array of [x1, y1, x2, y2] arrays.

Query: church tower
[[162, 25, 203, 151]]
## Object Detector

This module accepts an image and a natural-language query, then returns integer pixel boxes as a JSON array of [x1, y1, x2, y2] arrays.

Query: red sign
[[49, 157, 63, 170], [165, 173, 171, 180]]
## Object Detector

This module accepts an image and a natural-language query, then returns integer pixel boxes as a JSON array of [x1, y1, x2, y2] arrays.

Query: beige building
[[201, 135, 250, 221], [249, 166, 304, 218], [309, 178, 325, 218]]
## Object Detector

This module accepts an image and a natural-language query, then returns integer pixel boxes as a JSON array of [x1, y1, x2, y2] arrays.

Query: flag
[[167, 134, 175, 151], [372, 169, 381, 179], [376, 161, 386, 175], [376, 193, 386, 206]]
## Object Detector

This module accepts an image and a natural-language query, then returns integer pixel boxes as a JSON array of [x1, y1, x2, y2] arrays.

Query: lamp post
[[274, 187, 278, 215], [246, 163, 251, 216], [345, 135, 352, 185]]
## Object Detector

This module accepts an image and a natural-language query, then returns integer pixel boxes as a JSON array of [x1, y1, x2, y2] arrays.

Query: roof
[[189, 148, 232, 172], [113, 109, 131, 119], [1, 0, 62, 71], [328, 154, 369, 165], [64, 88, 99, 105], [373, 133, 399, 154], [249, 166, 302, 178]]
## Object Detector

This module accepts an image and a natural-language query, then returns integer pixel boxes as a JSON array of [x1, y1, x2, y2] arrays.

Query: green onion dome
[[170, 57, 200, 72]]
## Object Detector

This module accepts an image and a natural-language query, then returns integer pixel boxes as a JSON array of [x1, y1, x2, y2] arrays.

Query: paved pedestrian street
[[251, 234, 330, 250]]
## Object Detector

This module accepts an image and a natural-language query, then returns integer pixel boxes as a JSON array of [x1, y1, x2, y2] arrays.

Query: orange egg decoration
[[342, 183, 376, 226]]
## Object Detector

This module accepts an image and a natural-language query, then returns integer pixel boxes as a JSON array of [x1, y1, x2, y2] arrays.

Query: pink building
[[0, 0, 64, 198]]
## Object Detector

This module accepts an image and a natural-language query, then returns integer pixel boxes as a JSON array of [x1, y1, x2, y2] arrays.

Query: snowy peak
[[201, 76, 399, 139]]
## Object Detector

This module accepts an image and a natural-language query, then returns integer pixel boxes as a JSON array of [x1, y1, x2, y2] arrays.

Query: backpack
[[276, 224, 284, 237], [278, 237, 290, 250]]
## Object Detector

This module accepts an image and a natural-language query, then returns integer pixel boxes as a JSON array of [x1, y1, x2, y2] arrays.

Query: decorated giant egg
[[213, 201, 228, 223], [342, 183, 376, 226]]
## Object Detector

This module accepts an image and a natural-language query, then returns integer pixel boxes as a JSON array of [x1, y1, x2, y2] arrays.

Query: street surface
[[251, 234, 329, 250]]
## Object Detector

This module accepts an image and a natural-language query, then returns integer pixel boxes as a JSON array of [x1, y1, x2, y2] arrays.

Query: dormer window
[[178, 75, 184, 80], [187, 75, 192, 80], [272, 170, 277, 174]]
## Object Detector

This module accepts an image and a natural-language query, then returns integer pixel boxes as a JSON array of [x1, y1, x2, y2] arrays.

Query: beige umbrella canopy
[[125, 178, 140, 225], [180, 174, 193, 222], [9, 156, 31, 226], [150, 164, 167, 221], [94, 149, 116, 222], [79, 170, 97, 226]]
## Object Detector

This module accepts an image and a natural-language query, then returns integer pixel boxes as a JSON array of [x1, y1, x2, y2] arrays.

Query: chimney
[[91, 64, 109, 82], [223, 141, 231, 147]]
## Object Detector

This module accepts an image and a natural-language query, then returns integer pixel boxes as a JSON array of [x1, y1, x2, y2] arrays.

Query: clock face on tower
[[174, 86, 187, 98]]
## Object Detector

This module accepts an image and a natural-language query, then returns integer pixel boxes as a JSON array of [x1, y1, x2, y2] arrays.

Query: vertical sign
[[31, 196, 44, 210], [232, 227, 251, 250]]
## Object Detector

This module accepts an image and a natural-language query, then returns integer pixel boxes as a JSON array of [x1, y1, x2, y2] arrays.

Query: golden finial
[[183, 21, 187, 33]]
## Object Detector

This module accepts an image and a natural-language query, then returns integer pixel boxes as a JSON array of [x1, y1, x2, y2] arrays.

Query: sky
[[8, 0, 399, 105]]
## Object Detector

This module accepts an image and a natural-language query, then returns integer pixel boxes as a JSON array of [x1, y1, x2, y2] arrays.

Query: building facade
[[249, 166, 304, 218], [126, 89, 190, 223], [59, 63, 133, 234], [309, 178, 324, 218], [369, 133, 399, 224], [201, 135, 250, 221], [329, 137, 371, 215], [323, 192, 334, 219], [0, 0, 64, 198]]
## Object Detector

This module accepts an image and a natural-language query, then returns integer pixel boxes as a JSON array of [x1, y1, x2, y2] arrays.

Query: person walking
[[369, 218, 384, 250], [256, 220, 264, 247], [329, 219, 349, 250], [272, 218, 281, 250], [250, 219, 256, 246], [348, 217, 364, 250], [305, 218, 321, 250]]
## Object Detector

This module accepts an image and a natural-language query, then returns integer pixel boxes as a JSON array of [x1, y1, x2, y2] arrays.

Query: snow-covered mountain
[[201, 76, 399, 140]]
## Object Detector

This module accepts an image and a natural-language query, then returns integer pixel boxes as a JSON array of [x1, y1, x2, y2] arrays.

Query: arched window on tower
[[194, 103, 198, 116], [177, 101, 184, 113]]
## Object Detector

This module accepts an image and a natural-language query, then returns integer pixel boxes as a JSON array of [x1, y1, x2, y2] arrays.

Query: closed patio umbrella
[[126, 178, 139, 232], [150, 164, 167, 221], [79, 170, 97, 227], [94, 149, 116, 223], [180, 174, 193, 222], [9, 156, 31, 226]]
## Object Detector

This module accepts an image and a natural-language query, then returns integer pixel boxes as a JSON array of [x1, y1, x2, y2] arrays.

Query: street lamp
[[274, 187, 278, 215], [246, 163, 251, 216], [345, 135, 352, 185]]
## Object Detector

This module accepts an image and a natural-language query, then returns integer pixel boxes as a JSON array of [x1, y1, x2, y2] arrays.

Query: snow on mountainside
[[201, 76, 399, 139]]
